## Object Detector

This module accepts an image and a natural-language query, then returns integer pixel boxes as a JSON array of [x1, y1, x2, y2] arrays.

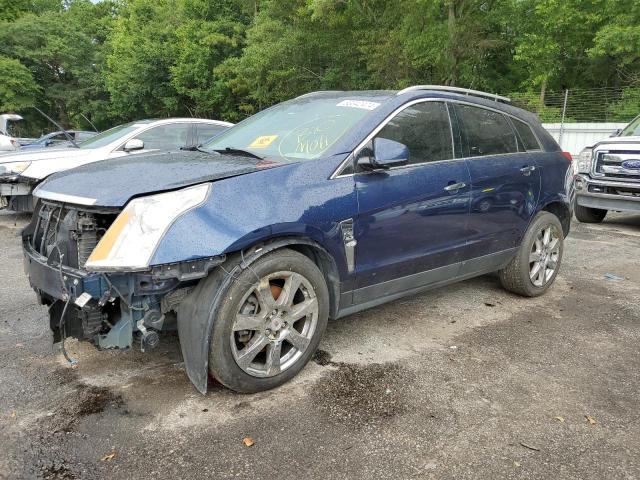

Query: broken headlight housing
[[576, 148, 593, 174], [0, 162, 31, 175], [85, 183, 211, 271]]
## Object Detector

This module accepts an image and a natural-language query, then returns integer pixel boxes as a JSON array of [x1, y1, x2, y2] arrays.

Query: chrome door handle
[[444, 182, 466, 192], [520, 165, 536, 176]]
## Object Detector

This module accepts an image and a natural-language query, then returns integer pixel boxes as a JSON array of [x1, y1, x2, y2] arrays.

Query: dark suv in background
[[23, 86, 573, 393]]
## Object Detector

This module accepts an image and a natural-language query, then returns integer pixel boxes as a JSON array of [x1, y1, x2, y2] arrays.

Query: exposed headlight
[[576, 148, 593, 174], [85, 183, 211, 271], [0, 162, 31, 174]]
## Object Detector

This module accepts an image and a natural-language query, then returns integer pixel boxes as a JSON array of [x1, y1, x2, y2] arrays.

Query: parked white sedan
[[0, 118, 232, 211]]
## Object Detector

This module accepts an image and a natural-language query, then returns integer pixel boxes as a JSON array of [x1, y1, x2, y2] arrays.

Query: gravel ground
[[0, 210, 639, 480]]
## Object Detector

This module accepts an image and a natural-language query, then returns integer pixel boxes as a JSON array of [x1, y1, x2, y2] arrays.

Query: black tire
[[499, 211, 564, 297], [208, 248, 329, 393], [574, 203, 607, 223]]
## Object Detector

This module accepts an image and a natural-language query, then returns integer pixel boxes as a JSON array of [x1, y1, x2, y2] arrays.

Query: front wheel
[[499, 212, 564, 297], [208, 249, 329, 393]]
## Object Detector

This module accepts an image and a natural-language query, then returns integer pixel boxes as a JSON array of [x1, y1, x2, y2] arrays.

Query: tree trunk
[[447, 0, 457, 86], [539, 77, 548, 104]]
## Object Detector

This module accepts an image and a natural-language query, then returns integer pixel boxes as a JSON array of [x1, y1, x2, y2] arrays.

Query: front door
[[353, 101, 471, 302]]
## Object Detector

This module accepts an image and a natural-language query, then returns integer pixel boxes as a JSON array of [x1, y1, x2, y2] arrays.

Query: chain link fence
[[508, 86, 640, 153], [510, 86, 640, 123]]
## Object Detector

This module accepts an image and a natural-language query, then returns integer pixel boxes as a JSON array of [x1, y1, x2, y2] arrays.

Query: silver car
[[0, 118, 232, 212]]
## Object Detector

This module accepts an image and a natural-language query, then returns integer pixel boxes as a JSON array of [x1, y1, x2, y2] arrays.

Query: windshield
[[202, 96, 383, 160], [620, 115, 640, 137], [77, 122, 143, 149]]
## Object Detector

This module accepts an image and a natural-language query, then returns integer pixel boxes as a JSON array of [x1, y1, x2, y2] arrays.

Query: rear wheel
[[499, 212, 564, 297], [208, 249, 329, 393], [574, 203, 607, 223]]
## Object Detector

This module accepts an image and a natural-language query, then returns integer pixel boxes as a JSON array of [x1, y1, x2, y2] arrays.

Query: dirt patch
[[312, 362, 412, 426], [49, 384, 124, 433], [312, 348, 335, 366], [52, 366, 78, 386], [41, 464, 76, 480]]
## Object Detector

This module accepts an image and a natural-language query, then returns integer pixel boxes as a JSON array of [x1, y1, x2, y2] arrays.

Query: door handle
[[520, 165, 536, 176], [444, 182, 466, 192]]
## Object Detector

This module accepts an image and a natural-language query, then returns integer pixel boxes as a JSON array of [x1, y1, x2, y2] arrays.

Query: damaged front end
[[0, 173, 36, 212], [22, 200, 224, 352]]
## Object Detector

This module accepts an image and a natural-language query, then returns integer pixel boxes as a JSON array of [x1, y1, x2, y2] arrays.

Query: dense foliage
[[1, 0, 639, 134]]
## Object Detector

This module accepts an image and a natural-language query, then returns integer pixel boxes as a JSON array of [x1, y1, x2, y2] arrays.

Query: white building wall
[[542, 123, 626, 156]]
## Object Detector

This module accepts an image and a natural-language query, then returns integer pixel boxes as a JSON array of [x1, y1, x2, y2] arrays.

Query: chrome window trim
[[330, 98, 542, 179]]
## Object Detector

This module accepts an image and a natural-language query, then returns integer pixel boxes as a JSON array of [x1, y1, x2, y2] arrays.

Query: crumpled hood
[[34, 150, 282, 207]]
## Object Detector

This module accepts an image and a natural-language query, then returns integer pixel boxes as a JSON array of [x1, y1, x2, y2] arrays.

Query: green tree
[[0, 1, 117, 132], [106, 0, 184, 119], [170, 0, 248, 118], [589, 0, 640, 85], [0, 56, 39, 111]]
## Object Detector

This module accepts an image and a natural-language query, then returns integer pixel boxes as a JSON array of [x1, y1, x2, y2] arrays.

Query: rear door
[[453, 103, 541, 260], [353, 101, 471, 299]]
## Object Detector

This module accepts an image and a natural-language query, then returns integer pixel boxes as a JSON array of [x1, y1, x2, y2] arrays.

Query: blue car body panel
[[152, 155, 358, 288], [353, 159, 471, 288]]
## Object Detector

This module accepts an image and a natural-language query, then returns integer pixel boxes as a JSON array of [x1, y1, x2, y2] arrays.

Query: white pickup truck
[[0, 114, 23, 152], [574, 115, 640, 222]]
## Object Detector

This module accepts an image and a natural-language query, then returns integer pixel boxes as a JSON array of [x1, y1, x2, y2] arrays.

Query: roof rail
[[295, 90, 344, 99], [396, 85, 511, 103]]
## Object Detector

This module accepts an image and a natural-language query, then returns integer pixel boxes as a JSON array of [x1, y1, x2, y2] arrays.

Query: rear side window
[[455, 104, 518, 156], [375, 101, 454, 165], [512, 118, 541, 151]]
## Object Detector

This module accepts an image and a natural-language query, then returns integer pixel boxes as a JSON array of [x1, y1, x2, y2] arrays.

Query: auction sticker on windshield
[[249, 135, 278, 149], [336, 100, 380, 110]]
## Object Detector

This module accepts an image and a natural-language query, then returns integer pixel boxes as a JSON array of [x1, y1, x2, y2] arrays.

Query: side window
[[374, 101, 453, 165], [455, 104, 518, 157], [76, 132, 95, 141], [134, 123, 191, 151], [49, 134, 68, 145], [512, 118, 541, 151], [194, 124, 227, 145]]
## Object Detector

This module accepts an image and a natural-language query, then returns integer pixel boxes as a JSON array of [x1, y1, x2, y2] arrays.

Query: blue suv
[[23, 86, 573, 393]]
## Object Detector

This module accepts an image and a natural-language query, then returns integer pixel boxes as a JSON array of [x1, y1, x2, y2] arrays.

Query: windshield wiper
[[213, 147, 263, 160], [180, 144, 208, 152], [32, 106, 79, 148]]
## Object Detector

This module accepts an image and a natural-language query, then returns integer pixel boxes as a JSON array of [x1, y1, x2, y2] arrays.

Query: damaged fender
[[177, 239, 336, 394]]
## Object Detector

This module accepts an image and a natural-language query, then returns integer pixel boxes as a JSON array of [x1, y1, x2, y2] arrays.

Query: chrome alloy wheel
[[529, 224, 561, 287], [230, 271, 319, 378]]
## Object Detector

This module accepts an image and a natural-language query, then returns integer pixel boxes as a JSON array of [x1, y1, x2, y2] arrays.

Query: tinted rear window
[[512, 118, 541, 151], [456, 104, 518, 156]]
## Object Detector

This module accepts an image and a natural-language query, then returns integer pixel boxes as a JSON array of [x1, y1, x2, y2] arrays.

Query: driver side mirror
[[357, 137, 409, 171], [610, 129, 621, 137], [123, 138, 144, 152]]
